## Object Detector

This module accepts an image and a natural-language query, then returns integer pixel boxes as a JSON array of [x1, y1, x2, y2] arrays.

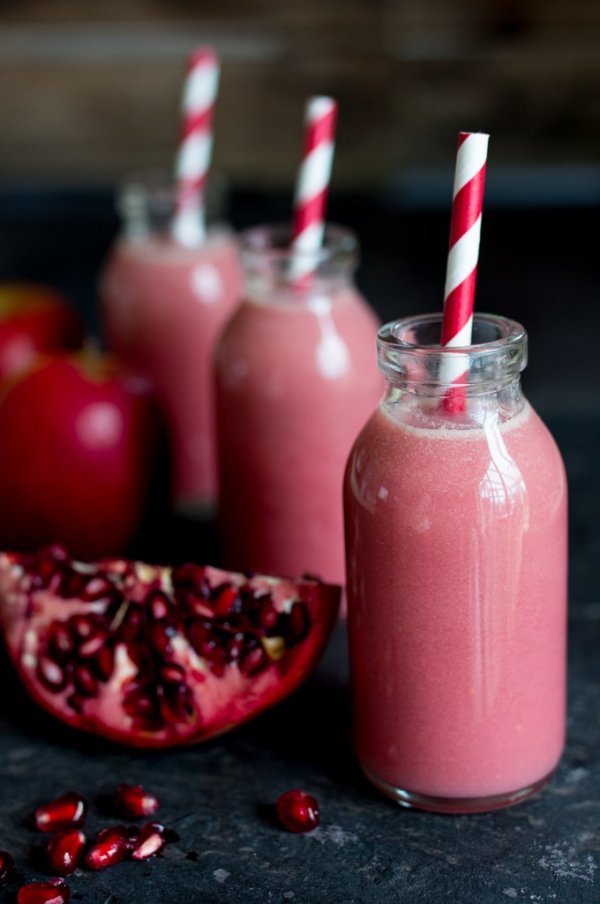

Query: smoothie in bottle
[[100, 49, 242, 514], [101, 177, 242, 513], [215, 96, 383, 587], [345, 313, 567, 811], [215, 224, 382, 586]]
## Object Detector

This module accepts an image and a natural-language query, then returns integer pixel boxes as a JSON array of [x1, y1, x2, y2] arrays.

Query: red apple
[[0, 281, 84, 381], [0, 352, 164, 559]]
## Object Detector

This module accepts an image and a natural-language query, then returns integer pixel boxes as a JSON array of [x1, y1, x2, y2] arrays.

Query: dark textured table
[[0, 191, 598, 902], [0, 576, 599, 904]]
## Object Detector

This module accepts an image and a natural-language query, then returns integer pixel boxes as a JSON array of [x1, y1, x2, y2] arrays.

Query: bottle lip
[[377, 312, 528, 386], [239, 222, 359, 268], [117, 169, 228, 234], [378, 312, 526, 355]]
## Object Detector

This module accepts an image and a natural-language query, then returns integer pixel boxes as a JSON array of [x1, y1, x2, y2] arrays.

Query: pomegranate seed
[[258, 598, 279, 630], [287, 602, 310, 642], [85, 825, 129, 870], [60, 569, 88, 599], [226, 632, 246, 661], [46, 623, 74, 657], [114, 783, 160, 819], [148, 622, 173, 655], [240, 645, 267, 676], [120, 609, 142, 643], [130, 822, 166, 860], [213, 584, 239, 615], [159, 663, 184, 685], [123, 688, 157, 720], [72, 664, 99, 697], [36, 656, 67, 692], [35, 792, 87, 832], [0, 849, 15, 885], [35, 544, 69, 588], [68, 615, 99, 641], [147, 589, 171, 620], [159, 684, 195, 723], [17, 878, 70, 904], [80, 574, 114, 602], [47, 829, 86, 876], [92, 646, 115, 681], [276, 789, 320, 833], [172, 563, 209, 593], [77, 631, 107, 659], [66, 693, 85, 714]]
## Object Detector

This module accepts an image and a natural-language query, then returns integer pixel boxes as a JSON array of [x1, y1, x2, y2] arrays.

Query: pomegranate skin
[[0, 547, 340, 749], [0, 282, 83, 382], [0, 353, 163, 560]]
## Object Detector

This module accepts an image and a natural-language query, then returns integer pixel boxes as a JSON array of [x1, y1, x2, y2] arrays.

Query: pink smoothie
[[345, 401, 567, 803], [215, 285, 383, 586], [101, 228, 242, 512]]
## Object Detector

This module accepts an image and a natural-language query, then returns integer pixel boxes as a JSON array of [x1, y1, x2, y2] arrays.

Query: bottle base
[[362, 766, 554, 814]]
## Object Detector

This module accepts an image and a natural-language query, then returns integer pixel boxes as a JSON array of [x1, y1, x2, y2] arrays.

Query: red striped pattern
[[171, 47, 220, 248], [290, 96, 338, 282], [440, 131, 489, 408]]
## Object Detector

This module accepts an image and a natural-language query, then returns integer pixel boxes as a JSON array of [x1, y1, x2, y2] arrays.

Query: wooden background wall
[[0, 0, 599, 191]]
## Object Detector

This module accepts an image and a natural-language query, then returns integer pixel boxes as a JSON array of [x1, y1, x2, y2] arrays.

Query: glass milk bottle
[[100, 174, 243, 516], [344, 313, 568, 813], [214, 224, 383, 588]]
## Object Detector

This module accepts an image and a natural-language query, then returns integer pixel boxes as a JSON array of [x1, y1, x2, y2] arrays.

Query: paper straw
[[440, 131, 489, 408], [171, 47, 220, 249], [290, 96, 338, 282]]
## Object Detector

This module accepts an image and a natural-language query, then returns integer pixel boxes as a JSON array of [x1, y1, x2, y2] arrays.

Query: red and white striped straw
[[290, 96, 338, 282], [440, 131, 489, 403], [171, 47, 220, 249]]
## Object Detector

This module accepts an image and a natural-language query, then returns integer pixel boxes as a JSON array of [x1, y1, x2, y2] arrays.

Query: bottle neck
[[117, 172, 225, 241], [382, 374, 526, 429], [378, 313, 528, 429], [240, 223, 358, 303]]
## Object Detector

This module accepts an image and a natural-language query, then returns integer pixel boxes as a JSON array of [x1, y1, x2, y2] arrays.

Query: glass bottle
[[214, 223, 383, 589], [344, 312, 568, 813], [100, 173, 243, 516]]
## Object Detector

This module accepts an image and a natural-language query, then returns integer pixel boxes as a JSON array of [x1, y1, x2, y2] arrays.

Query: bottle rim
[[116, 169, 228, 235], [239, 222, 358, 268], [377, 312, 528, 386]]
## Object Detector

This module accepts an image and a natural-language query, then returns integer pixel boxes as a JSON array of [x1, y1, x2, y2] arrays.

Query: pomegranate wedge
[[0, 545, 339, 748]]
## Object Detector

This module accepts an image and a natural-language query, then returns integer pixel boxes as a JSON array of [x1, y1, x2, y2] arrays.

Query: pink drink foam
[[215, 284, 383, 586], [101, 229, 242, 510], [345, 401, 567, 800]]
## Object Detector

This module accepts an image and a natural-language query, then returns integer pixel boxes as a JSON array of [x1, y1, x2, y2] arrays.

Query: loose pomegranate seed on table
[[85, 824, 130, 870], [17, 877, 70, 904], [276, 789, 321, 833], [0, 849, 15, 884], [34, 792, 87, 832], [130, 822, 166, 860], [114, 782, 160, 818], [47, 828, 86, 876]]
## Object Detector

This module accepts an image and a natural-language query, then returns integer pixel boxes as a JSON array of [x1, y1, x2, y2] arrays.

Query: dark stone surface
[[0, 191, 598, 902], [0, 609, 598, 904]]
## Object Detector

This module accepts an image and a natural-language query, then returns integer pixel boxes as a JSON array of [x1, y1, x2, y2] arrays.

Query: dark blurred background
[[0, 0, 598, 604], [1, 0, 599, 190]]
